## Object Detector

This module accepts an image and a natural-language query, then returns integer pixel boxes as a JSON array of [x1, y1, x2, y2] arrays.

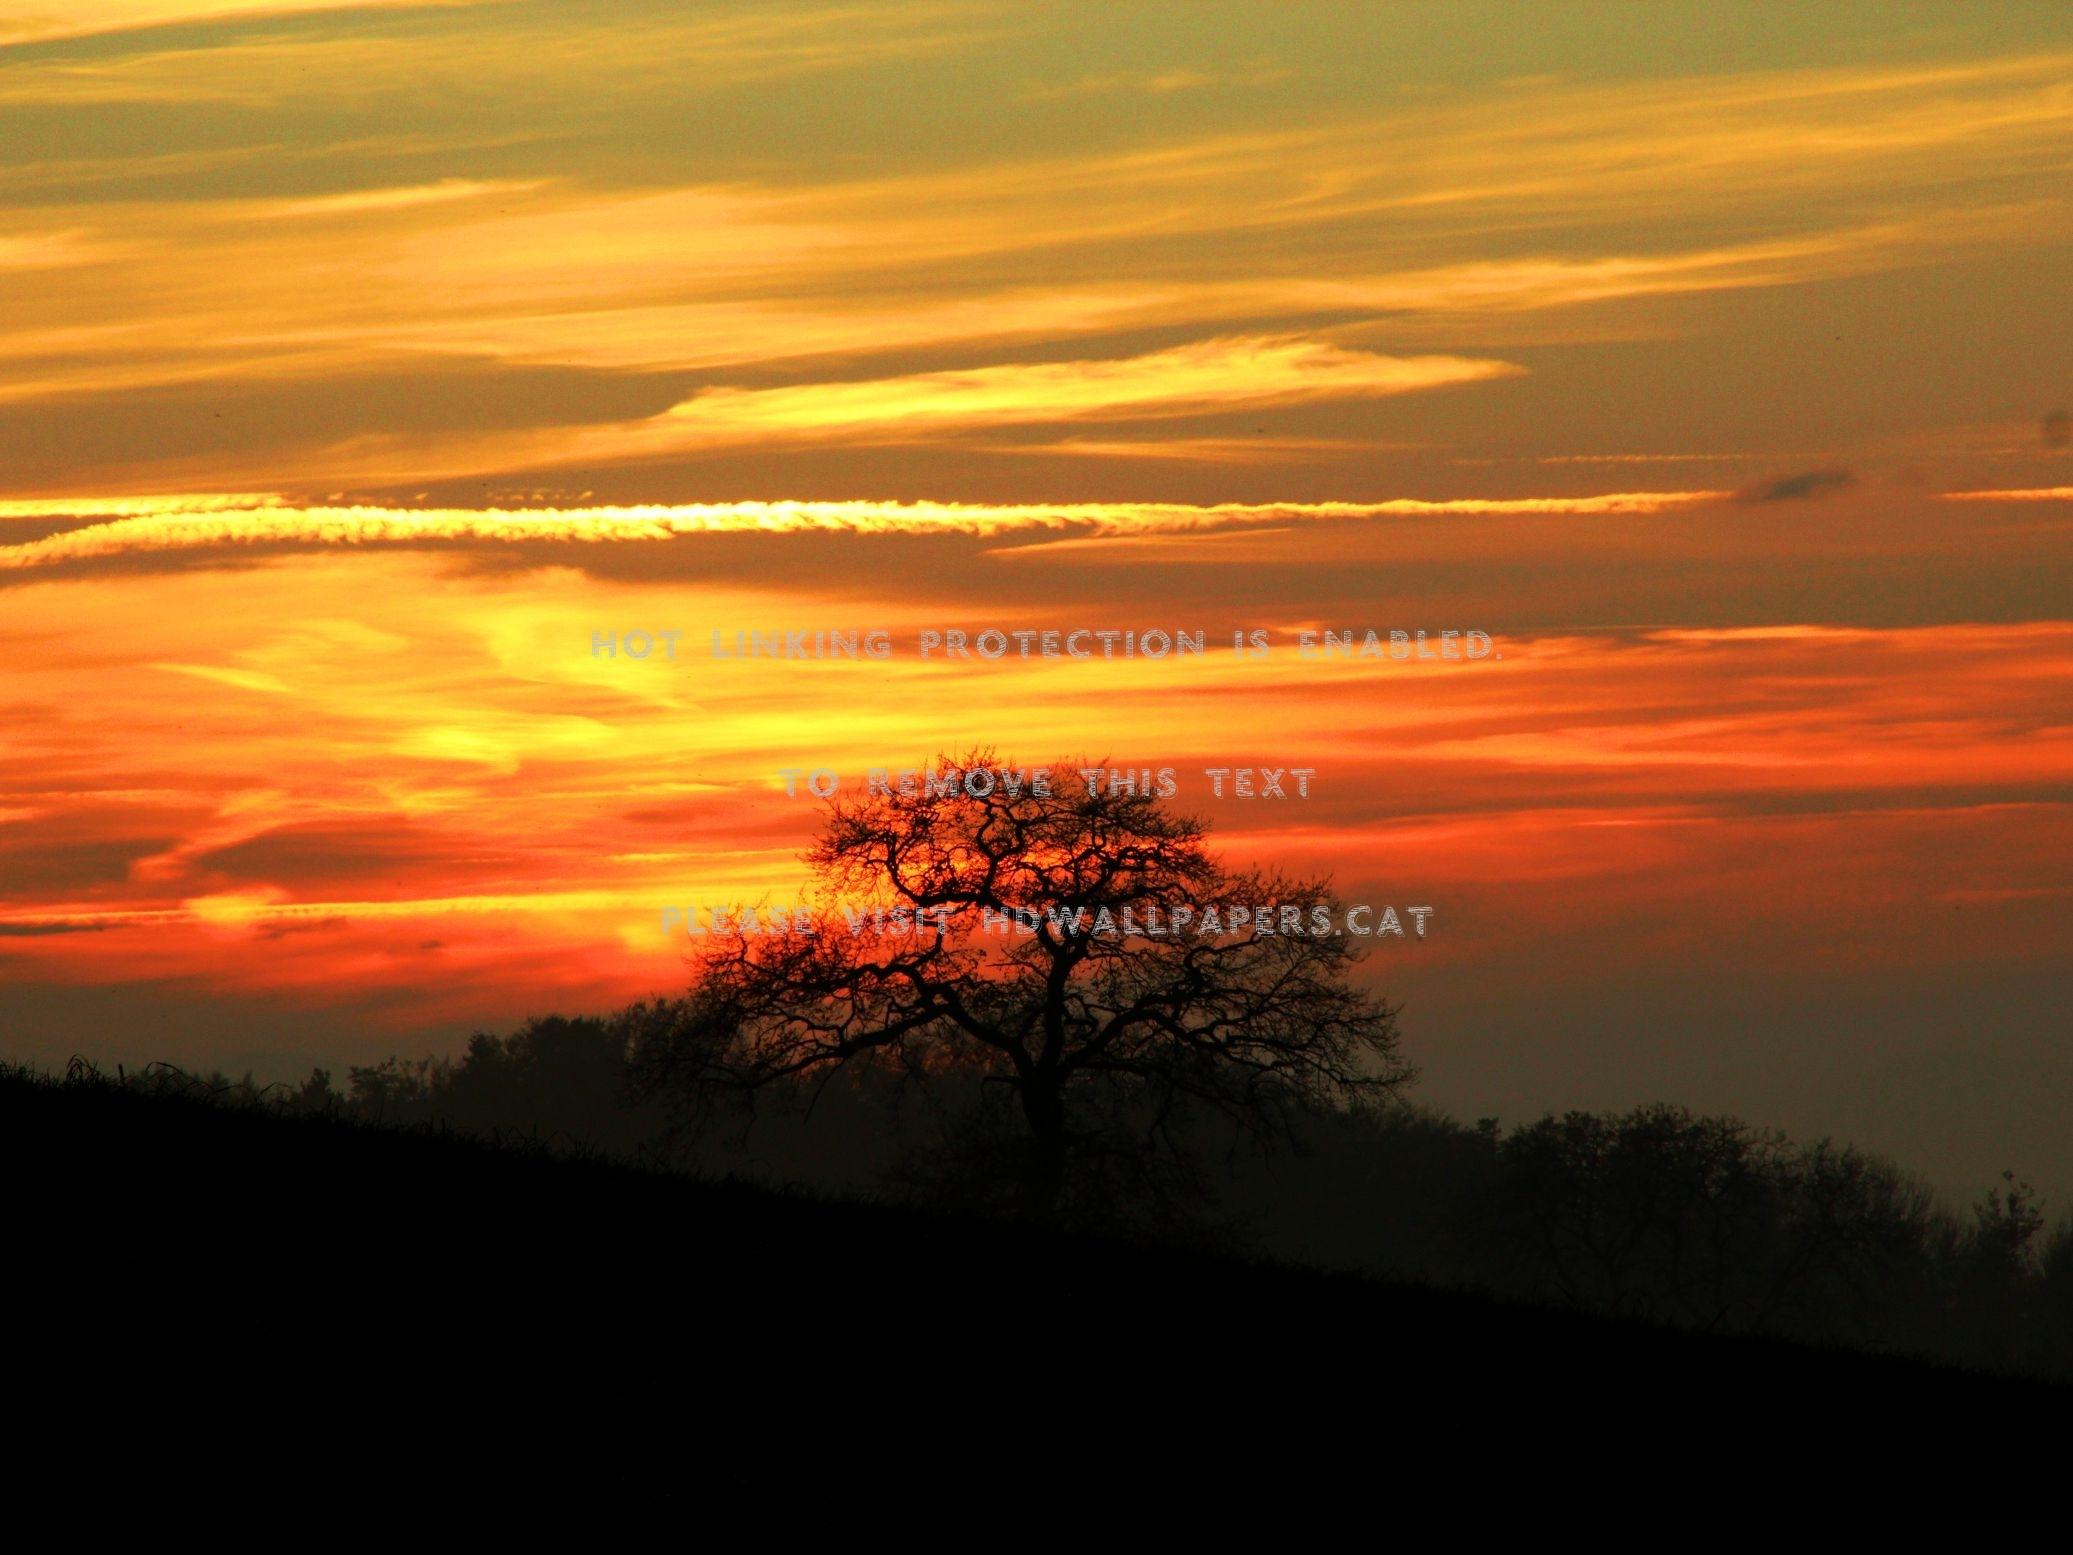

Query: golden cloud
[[647, 337, 1522, 442]]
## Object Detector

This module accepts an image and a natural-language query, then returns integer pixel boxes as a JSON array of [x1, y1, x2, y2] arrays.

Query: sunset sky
[[2, 1, 2069, 1203]]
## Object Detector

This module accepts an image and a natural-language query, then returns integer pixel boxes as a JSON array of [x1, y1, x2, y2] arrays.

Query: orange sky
[[2, 2, 2069, 1204]]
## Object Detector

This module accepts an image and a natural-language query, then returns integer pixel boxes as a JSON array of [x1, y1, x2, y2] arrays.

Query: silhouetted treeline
[[47, 1014, 2072, 1381], [1222, 1101, 2073, 1378]]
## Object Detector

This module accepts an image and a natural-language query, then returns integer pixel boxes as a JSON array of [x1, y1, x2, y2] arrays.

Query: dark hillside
[[3, 1070, 2055, 1520]]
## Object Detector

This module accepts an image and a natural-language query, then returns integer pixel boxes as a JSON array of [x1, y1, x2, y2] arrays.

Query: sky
[[1, 1, 2069, 1204]]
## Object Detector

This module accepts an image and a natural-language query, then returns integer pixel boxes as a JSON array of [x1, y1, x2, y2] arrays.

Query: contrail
[[1937, 487, 2073, 502], [0, 492, 1730, 571]]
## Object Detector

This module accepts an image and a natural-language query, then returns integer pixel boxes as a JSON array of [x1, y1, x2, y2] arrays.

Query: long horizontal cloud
[[0, 491, 1727, 572]]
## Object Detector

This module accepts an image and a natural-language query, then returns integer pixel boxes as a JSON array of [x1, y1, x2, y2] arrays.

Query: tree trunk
[[1019, 1076, 1067, 1217]]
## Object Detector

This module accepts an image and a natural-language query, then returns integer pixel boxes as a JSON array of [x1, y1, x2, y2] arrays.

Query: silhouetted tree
[[1950, 1170, 2048, 1369], [627, 749, 1412, 1218], [1967, 1171, 2046, 1274], [433, 1015, 637, 1145], [1756, 1136, 1943, 1345], [296, 1067, 342, 1112]]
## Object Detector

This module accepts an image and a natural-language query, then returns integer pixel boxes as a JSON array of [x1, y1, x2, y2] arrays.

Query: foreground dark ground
[[3, 1068, 2060, 1520]]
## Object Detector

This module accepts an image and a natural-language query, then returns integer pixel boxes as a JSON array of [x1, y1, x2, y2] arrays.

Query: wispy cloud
[[0, 229, 116, 270], [251, 177, 545, 221], [992, 435, 1375, 465], [1018, 62, 1292, 103], [0, 1, 996, 98], [1, 17, 2067, 504]]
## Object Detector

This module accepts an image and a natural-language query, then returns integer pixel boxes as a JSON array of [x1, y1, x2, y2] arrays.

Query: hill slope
[[3, 1070, 2054, 1517]]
